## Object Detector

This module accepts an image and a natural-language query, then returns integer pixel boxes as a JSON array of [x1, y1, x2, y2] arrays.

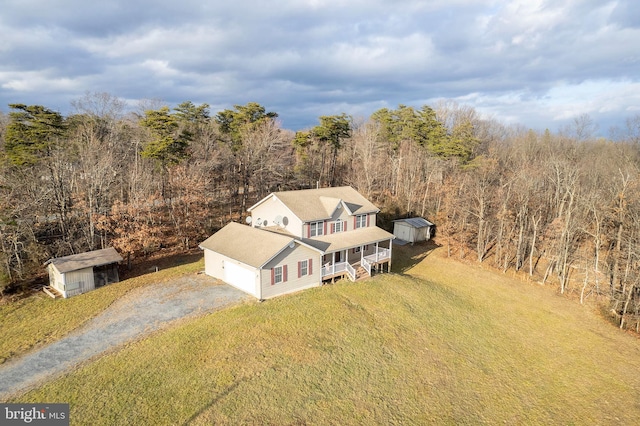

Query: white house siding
[[204, 249, 222, 277], [334, 211, 376, 234], [48, 265, 65, 296], [329, 207, 350, 231], [250, 197, 303, 237], [63, 267, 95, 298], [203, 249, 260, 297], [260, 244, 321, 299], [251, 197, 378, 239]]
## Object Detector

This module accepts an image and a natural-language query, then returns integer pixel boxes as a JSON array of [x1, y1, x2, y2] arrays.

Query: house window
[[298, 259, 313, 277], [353, 246, 361, 253], [271, 265, 288, 285], [356, 214, 367, 229], [309, 221, 324, 237], [274, 266, 283, 284], [332, 221, 344, 233]]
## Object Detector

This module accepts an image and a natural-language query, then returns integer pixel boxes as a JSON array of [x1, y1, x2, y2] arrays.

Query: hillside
[[13, 246, 640, 425]]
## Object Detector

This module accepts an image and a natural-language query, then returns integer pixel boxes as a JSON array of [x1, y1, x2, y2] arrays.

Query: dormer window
[[333, 220, 344, 233], [355, 214, 367, 229]]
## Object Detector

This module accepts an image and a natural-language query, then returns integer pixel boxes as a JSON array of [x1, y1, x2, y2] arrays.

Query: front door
[[334, 251, 342, 263]]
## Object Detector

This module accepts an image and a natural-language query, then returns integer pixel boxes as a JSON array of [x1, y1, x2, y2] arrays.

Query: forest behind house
[[1, 93, 640, 331]]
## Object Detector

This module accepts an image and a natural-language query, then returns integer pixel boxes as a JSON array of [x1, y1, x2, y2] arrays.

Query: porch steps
[[43, 286, 61, 299], [354, 266, 369, 281]]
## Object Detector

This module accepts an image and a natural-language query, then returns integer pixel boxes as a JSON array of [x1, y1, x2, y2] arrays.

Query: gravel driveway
[[0, 274, 249, 399]]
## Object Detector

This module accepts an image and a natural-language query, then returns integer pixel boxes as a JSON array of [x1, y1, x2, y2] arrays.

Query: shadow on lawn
[[392, 240, 440, 274]]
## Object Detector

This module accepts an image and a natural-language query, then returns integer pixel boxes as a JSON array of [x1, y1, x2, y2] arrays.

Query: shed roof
[[199, 222, 299, 268], [393, 217, 434, 228], [47, 247, 123, 274], [248, 186, 379, 222]]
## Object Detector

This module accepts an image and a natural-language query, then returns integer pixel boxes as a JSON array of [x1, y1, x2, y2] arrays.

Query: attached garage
[[393, 217, 434, 244], [223, 260, 257, 295], [200, 222, 322, 300]]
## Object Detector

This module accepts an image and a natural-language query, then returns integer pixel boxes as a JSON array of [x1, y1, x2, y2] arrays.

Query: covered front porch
[[302, 225, 395, 282], [320, 240, 393, 282]]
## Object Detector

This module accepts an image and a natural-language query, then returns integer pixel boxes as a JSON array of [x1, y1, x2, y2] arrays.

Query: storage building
[[45, 247, 123, 298], [393, 217, 434, 243]]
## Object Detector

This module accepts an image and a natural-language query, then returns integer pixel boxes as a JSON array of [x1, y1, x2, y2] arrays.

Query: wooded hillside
[[1, 93, 639, 329]]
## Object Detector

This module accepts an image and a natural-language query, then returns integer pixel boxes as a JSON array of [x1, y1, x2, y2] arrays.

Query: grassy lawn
[[12, 246, 640, 424], [0, 257, 204, 364]]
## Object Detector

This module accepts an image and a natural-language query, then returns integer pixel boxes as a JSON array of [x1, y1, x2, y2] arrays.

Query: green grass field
[[11, 245, 640, 424]]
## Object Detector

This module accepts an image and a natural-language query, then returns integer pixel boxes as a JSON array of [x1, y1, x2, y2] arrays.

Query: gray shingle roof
[[199, 222, 296, 268], [249, 186, 380, 222], [47, 247, 122, 274], [393, 217, 434, 228]]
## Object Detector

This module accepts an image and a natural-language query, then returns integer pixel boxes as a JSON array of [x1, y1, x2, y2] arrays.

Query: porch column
[[332, 252, 335, 274], [360, 246, 364, 263], [375, 242, 379, 262], [388, 239, 392, 272]]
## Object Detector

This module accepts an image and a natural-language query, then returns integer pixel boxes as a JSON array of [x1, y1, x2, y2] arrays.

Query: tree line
[[1, 92, 639, 330]]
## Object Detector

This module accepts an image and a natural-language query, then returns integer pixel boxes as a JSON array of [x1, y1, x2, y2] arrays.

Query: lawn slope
[[0, 258, 204, 364], [14, 248, 640, 425]]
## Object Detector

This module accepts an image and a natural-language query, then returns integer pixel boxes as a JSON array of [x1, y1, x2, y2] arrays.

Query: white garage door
[[223, 260, 257, 296]]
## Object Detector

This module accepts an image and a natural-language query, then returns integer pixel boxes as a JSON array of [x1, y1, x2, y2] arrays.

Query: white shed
[[45, 247, 123, 298], [393, 218, 434, 243]]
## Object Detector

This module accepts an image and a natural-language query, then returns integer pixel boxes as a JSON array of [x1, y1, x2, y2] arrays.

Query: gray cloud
[[0, 0, 638, 133]]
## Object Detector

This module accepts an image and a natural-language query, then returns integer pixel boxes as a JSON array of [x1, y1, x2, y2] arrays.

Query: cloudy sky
[[1, 0, 639, 133]]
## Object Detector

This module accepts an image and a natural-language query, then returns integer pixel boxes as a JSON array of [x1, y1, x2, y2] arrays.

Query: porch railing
[[345, 263, 356, 281], [364, 247, 391, 263], [362, 257, 372, 276], [321, 261, 356, 281], [322, 261, 347, 277]]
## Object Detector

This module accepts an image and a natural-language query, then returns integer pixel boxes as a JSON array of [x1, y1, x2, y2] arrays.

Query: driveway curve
[[0, 274, 249, 399]]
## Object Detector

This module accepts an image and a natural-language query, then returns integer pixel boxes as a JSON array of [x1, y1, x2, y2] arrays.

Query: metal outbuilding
[[393, 217, 434, 243]]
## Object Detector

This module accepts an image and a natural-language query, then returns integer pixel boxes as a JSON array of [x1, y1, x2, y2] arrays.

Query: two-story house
[[199, 186, 394, 299]]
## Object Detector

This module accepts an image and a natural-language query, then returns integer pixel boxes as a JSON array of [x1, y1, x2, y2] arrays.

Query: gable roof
[[46, 247, 122, 274], [199, 222, 320, 268], [248, 186, 379, 222], [393, 217, 434, 228]]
